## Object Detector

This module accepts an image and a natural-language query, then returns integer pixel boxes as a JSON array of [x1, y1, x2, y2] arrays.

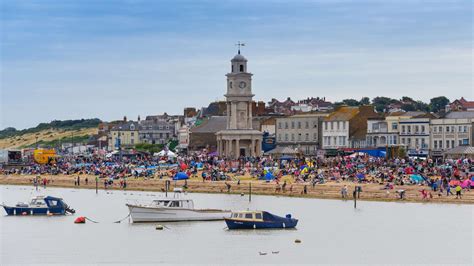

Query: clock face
[[239, 81, 247, 89]]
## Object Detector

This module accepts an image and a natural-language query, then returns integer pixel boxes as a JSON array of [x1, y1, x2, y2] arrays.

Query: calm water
[[0, 185, 472, 265]]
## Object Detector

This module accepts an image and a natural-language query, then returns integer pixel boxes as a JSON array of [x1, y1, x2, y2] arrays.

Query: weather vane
[[235, 41, 245, 54]]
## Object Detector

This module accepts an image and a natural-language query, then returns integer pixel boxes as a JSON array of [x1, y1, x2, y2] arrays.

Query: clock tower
[[216, 47, 262, 158]]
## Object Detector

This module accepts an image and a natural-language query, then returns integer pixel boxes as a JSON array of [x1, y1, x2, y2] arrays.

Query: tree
[[342, 99, 360, 106], [359, 97, 370, 105], [414, 101, 430, 112], [372, 97, 396, 112], [401, 104, 416, 111], [429, 96, 450, 113]]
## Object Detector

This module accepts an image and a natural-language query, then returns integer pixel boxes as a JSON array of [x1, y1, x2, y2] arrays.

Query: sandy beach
[[1, 174, 473, 204]]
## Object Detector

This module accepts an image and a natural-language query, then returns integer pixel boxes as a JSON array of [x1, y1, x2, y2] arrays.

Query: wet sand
[[1, 174, 473, 204]]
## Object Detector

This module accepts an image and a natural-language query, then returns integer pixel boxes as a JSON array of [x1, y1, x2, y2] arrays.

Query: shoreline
[[1, 174, 473, 205]]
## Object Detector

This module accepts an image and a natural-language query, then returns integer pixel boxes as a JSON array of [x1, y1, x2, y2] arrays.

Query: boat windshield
[[152, 200, 170, 206], [30, 199, 46, 206]]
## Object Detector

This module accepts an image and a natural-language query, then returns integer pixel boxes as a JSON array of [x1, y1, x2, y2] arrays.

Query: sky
[[1, 0, 472, 129]]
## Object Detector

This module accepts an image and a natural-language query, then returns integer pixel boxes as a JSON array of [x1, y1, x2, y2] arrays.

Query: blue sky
[[1, 0, 472, 129]]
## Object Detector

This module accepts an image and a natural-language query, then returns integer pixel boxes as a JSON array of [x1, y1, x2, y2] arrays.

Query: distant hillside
[[0, 119, 101, 149], [0, 119, 101, 139]]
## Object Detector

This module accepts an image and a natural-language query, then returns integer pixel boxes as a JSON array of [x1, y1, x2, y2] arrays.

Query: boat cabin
[[150, 199, 194, 209], [229, 211, 263, 221]]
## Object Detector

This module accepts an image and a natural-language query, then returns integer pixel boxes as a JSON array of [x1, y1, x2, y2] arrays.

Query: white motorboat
[[126, 198, 231, 223]]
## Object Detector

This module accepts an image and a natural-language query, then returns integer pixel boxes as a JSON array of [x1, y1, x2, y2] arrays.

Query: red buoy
[[74, 216, 86, 224]]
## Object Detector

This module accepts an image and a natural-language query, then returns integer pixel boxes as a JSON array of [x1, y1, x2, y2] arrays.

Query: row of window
[[277, 133, 317, 142], [323, 121, 347, 131], [432, 125, 468, 133], [401, 125, 426, 134], [400, 137, 427, 148], [323, 136, 347, 146], [278, 120, 318, 129], [433, 139, 469, 149]]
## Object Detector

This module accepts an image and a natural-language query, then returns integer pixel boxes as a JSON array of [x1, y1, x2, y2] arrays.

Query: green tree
[[359, 97, 370, 105], [342, 99, 360, 106], [429, 96, 450, 113], [372, 97, 396, 112]]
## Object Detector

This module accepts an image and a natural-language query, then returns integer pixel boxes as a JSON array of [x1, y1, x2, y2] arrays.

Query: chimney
[[123, 116, 127, 122], [138, 115, 141, 122]]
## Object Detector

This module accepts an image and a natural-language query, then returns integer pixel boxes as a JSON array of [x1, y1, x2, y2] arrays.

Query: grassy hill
[[0, 119, 101, 149]]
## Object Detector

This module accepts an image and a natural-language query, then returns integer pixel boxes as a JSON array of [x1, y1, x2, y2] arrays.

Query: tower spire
[[235, 41, 245, 54]]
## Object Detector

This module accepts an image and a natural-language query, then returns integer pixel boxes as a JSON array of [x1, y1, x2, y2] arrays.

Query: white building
[[399, 114, 435, 157], [430, 112, 474, 156], [275, 113, 327, 155]]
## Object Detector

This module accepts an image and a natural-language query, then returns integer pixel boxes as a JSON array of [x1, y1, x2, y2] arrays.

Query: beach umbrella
[[180, 163, 187, 170], [356, 173, 365, 179], [173, 172, 189, 180]]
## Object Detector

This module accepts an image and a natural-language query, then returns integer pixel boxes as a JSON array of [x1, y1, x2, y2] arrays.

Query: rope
[[113, 212, 131, 223], [84, 217, 99, 223]]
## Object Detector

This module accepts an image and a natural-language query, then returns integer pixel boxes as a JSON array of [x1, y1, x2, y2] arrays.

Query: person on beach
[[225, 182, 231, 193], [42, 177, 47, 189], [341, 185, 348, 199], [33, 176, 39, 190], [85, 177, 88, 185], [455, 185, 462, 199]]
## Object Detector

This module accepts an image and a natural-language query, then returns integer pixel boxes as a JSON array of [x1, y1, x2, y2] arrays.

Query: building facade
[[399, 114, 433, 157], [108, 121, 140, 150], [430, 112, 474, 156], [138, 120, 175, 145], [216, 50, 262, 158], [275, 113, 326, 155], [322, 106, 378, 149]]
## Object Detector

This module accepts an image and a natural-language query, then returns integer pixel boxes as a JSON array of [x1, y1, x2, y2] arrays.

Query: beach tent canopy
[[265, 172, 276, 181], [410, 174, 424, 183], [173, 172, 189, 180], [443, 146, 474, 159], [356, 173, 365, 179], [154, 150, 177, 158], [265, 146, 299, 156]]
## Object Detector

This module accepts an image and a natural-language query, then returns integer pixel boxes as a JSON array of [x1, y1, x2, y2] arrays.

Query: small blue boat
[[225, 211, 298, 229], [2, 196, 75, 216]]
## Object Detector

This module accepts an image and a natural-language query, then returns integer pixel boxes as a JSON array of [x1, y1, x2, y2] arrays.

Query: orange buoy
[[21, 212, 28, 216], [74, 216, 86, 224]]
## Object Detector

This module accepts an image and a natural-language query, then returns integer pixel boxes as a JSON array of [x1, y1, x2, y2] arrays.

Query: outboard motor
[[63, 202, 76, 214]]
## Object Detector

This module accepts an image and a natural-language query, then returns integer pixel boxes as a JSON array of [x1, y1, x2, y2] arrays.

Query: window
[[285, 122, 289, 129], [240, 65, 244, 72], [439, 140, 443, 149], [446, 140, 449, 149], [421, 125, 425, 133], [291, 121, 295, 129], [458, 126, 462, 132], [291, 134, 295, 141], [306, 121, 310, 129], [232, 65, 234, 72], [463, 126, 468, 132], [131, 132, 134, 136], [324, 122, 327, 130], [401, 138, 405, 144], [342, 122, 346, 130], [462, 139, 468, 145], [245, 213, 252, 219], [402, 125, 406, 133], [446, 126, 450, 132], [285, 134, 288, 141], [278, 122, 282, 129], [434, 141, 438, 149], [131, 139, 134, 144], [407, 126, 411, 133], [438, 126, 442, 132], [305, 133, 309, 141], [415, 126, 419, 133], [433, 127, 437, 133], [327, 137, 331, 145], [337, 122, 340, 130], [297, 121, 301, 129], [297, 134, 301, 141], [330, 122, 333, 130], [255, 213, 262, 219], [278, 134, 281, 141], [451, 126, 455, 132], [451, 140, 455, 148], [392, 123, 398, 130], [313, 133, 317, 140]]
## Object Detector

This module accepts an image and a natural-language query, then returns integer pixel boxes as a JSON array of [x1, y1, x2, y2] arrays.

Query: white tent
[[154, 150, 177, 158]]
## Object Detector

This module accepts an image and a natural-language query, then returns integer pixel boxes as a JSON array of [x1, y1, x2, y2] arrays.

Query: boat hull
[[127, 204, 231, 222], [225, 218, 298, 229], [3, 206, 65, 216]]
